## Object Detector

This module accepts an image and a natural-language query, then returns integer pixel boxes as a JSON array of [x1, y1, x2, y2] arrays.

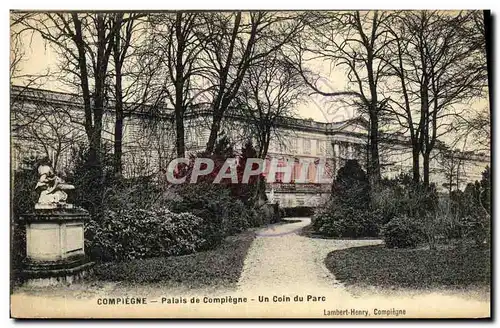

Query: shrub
[[333, 159, 370, 210], [257, 203, 281, 224], [11, 157, 47, 276], [231, 141, 267, 207], [166, 183, 254, 247], [101, 176, 166, 213], [462, 180, 490, 246], [312, 161, 382, 238], [164, 138, 264, 243], [12, 159, 41, 218], [85, 207, 206, 262], [447, 182, 490, 246], [312, 160, 382, 238], [381, 215, 423, 248], [479, 166, 491, 215], [371, 186, 401, 226], [312, 201, 379, 238]]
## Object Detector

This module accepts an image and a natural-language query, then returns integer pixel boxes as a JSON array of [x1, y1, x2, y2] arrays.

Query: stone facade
[[11, 86, 490, 208]]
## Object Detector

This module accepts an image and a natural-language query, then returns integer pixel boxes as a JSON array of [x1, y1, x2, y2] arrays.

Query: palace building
[[11, 85, 490, 208]]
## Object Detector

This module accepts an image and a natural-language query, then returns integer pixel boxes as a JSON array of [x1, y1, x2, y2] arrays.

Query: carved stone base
[[19, 208, 93, 287], [22, 258, 95, 287]]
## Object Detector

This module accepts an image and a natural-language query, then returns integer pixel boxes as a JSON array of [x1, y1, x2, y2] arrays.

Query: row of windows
[[273, 138, 327, 155]]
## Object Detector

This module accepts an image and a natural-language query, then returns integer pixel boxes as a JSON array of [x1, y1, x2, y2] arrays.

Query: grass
[[93, 230, 255, 288], [325, 244, 491, 289]]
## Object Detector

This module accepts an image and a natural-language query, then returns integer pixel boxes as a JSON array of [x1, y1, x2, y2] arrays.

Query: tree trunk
[[448, 168, 453, 194], [259, 130, 271, 160], [114, 84, 123, 176], [175, 106, 185, 158], [423, 151, 431, 187], [412, 145, 420, 183], [113, 19, 123, 177], [72, 13, 96, 166], [174, 12, 186, 158], [205, 110, 223, 154], [90, 14, 112, 171], [205, 13, 242, 154], [369, 111, 381, 187]]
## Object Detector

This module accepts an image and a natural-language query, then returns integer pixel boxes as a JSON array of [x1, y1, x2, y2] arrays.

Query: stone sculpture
[[21, 163, 93, 286], [34, 164, 75, 209]]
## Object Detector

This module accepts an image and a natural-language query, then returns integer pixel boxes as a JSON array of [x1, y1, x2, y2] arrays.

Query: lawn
[[325, 244, 491, 289], [93, 230, 255, 288]]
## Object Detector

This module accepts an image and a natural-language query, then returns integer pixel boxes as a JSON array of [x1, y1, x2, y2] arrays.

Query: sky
[[10, 18, 358, 124]]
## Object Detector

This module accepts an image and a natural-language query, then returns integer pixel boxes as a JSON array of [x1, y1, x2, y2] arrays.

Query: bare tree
[[110, 13, 146, 176], [17, 13, 130, 172], [292, 11, 393, 187], [436, 143, 468, 194], [384, 11, 487, 187], [454, 106, 490, 152], [141, 12, 209, 158], [235, 52, 306, 159], [10, 16, 26, 80], [382, 13, 425, 183], [201, 12, 305, 154], [10, 12, 52, 102], [11, 89, 86, 170]]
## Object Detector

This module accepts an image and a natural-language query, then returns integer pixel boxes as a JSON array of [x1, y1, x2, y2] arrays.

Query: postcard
[[10, 9, 491, 319]]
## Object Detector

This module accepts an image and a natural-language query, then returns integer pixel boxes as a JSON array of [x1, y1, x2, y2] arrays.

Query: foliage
[[312, 200, 380, 238], [12, 157, 44, 218], [63, 143, 116, 219], [102, 175, 165, 213], [11, 156, 49, 273], [438, 165, 491, 248], [166, 183, 255, 248], [178, 139, 266, 206], [381, 215, 424, 248], [479, 165, 491, 214], [376, 178, 439, 219], [376, 168, 490, 250], [256, 203, 282, 225], [313, 160, 378, 237], [85, 207, 206, 262], [166, 138, 269, 245], [332, 159, 370, 210], [63, 140, 260, 261], [231, 140, 267, 206], [176, 136, 235, 185], [448, 178, 490, 246], [65, 140, 264, 263], [93, 231, 255, 286], [371, 180, 406, 226], [373, 176, 442, 249]]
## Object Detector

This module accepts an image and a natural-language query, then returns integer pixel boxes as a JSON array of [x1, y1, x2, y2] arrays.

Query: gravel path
[[237, 217, 382, 293], [12, 218, 490, 318]]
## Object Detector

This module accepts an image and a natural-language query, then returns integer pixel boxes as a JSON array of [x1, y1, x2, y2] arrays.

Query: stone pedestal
[[20, 207, 94, 287]]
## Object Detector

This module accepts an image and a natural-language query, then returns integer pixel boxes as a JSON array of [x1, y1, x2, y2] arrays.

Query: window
[[316, 140, 326, 155], [290, 138, 298, 152], [186, 127, 198, 146], [303, 139, 311, 154], [275, 159, 286, 182]]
